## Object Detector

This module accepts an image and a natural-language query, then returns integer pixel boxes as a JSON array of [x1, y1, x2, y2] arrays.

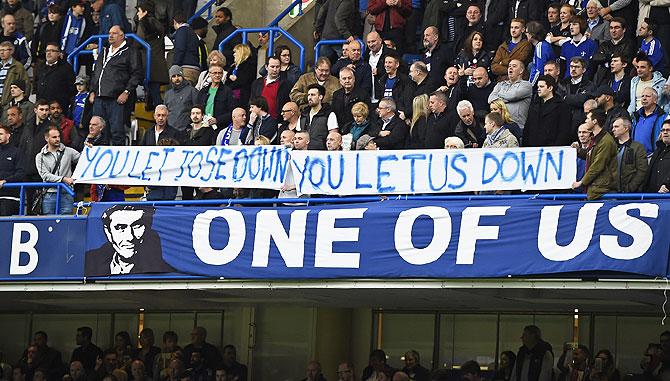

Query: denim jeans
[[42, 192, 74, 215], [93, 96, 126, 146]]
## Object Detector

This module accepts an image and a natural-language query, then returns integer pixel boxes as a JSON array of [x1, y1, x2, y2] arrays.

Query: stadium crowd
[[0, 0, 669, 215], [2, 325, 670, 381]]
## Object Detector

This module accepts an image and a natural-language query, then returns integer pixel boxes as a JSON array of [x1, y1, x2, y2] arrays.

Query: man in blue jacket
[[172, 13, 200, 86], [632, 87, 666, 156]]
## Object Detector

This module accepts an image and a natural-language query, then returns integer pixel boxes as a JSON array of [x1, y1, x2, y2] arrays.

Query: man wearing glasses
[[337, 362, 355, 381], [196, 63, 234, 129]]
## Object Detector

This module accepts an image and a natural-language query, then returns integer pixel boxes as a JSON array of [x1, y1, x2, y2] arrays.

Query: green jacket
[[581, 129, 618, 200], [0, 58, 28, 106], [616, 139, 649, 193]]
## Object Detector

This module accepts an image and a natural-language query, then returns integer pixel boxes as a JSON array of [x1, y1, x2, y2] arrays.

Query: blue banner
[[83, 200, 670, 278], [0, 217, 86, 280]]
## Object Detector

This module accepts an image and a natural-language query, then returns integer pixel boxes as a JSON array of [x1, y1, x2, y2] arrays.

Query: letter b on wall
[[10, 223, 39, 275]]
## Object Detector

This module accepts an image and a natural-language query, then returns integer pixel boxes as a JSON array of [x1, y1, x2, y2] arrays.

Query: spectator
[[462, 67, 495, 118], [152, 331, 180, 381], [493, 351, 516, 381], [509, 326, 553, 381], [272, 45, 302, 89], [83, 115, 109, 147], [455, 31, 492, 85], [49, 100, 77, 148], [34, 43, 76, 115], [164, 65, 200, 132], [488, 59, 533, 129], [572, 109, 617, 199], [140, 105, 179, 146], [89, 25, 142, 146], [279, 129, 295, 147], [183, 327, 222, 370], [544, 3, 561, 32], [374, 96, 408, 149], [220, 345, 247, 381], [361, 350, 394, 381], [632, 87, 666, 156], [409, 61, 431, 98], [71, 75, 91, 137], [455, 4, 488, 54], [290, 57, 341, 108], [585, 0, 610, 44], [524, 75, 572, 146], [402, 350, 429, 381], [195, 51, 227, 91], [172, 12, 201, 85], [628, 53, 664, 115], [367, 0, 411, 52], [332, 66, 370, 129], [489, 99, 522, 143], [131, 361, 149, 381], [326, 130, 343, 150], [190, 17, 209, 72], [421, 26, 451, 92], [543, 60, 565, 98], [228, 43, 255, 107], [492, 19, 532, 82], [337, 362, 355, 381], [67, 361, 86, 381], [525, 21, 554, 84], [91, 0, 129, 34], [592, 17, 636, 81], [573, 122, 593, 193], [594, 53, 631, 108], [560, 16, 597, 78], [424, 90, 453, 149], [455, 100, 486, 148], [461, 361, 482, 381], [211, 7, 240, 66], [375, 50, 414, 120], [167, 360, 185, 381], [314, 0, 358, 62], [444, 136, 465, 149], [645, 121, 670, 192], [245, 96, 278, 145], [185, 352, 212, 381], [60, 0, 94, 58], [215, 107, 247, 146], [32, 5, 63, 64], [547, 4, 574, 55], [508, 0, 542, 24], [595, 85, 629, 132], [638, 18, 665, 74], [611, 116, 648, 192], [0, 41, 27, 107], [197, 63, 234, 130], [563, 57, 596, 137], [342, 101, 372, 149], [557, 345, 592, 381], [364, 31, 392, 103], [35, 125, 79, 214], [5, 104, 22, 146], [331, 40, 372, 95], [593, 350, 620, 381], [2, 78, 33, 124], [0, 0, 33, 40], [300, 83, 338, 150], [277, 101, 300, 135], [0, 14, 29, 65], [20, 100, 52, 187], [250, 55, 291, 120], [408, 94, 428, 148], [436, 66, 464, 115], [0, 124, 22, 215], [301, 360, 325, 381], [134, 0, 169, 110]]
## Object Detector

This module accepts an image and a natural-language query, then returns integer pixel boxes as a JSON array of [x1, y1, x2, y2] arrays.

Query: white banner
[[73, 145, 291, 189], [289, 147, 577, 195]]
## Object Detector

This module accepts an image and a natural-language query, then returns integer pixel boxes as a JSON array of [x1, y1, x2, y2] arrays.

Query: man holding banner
[[572, 109, 617, 200]]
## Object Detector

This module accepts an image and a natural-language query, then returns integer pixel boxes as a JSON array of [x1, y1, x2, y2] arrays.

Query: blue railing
[[188, 0, 218, 23], [66, 33, 152, 88], [314, 38, 366, 65], [79, 193, 670, 208], [268, 0, 305, 27], [219, 27, 305, 71], [3, 182, 76, 216]]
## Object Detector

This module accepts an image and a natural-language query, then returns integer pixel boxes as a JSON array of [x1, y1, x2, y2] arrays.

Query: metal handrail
[[188, 0, 218, 23], [78, 193, 670, 208], [219, 27, 305, 71], [314, 38, 366, 65], [3, 182, 76, 216], [268, 0, 305, 27], [66, 33, 152, 88]]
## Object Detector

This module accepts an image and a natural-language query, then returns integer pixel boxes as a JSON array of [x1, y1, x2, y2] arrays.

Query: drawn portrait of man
[[85, 205, 174, 276]]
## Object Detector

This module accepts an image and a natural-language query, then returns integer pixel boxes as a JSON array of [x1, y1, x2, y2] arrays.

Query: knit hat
[[596, 85, 615, 98], [169, 65, 183, 77], [191, 16, 208, 30], [10, 79, 25, 93]]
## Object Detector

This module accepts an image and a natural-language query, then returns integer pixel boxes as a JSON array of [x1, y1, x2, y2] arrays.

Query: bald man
[[279, 101, 300, 133], [216, 107, 249, 146], [90, 25, 143, 145], [326, 131, 343, 151], [488, 59, 533, 129], [463, 67, 494, 115], [422, 26, 450, 92]]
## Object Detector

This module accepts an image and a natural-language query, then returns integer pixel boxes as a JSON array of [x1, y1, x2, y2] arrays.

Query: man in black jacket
[[422, 26, 452, 92], [591, 18, 636, 81], [34, 42, 76, 115], [196, 64, 234, 129], [373, 97, 408, 150], [89, 26, 143, 146], [424, 91, 454, 149], [524, 75, 572, 146], [249, 55, 290, 121], [0, 124, 23, 215], [211, 8, 240, 66], [645, 121, 670, 193], [375, 50, 415, 120], [140, 105, 179, 146], [595, 85, 629, 132], [331, 67, 370, 128]]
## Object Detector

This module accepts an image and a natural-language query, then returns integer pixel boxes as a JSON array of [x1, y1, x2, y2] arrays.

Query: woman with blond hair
[[228, 43, 255, 107], [195, 50, 227, 90], [409, 94, 429, 148], [490, 99, 523, 144], [342, 102, 372, 150]]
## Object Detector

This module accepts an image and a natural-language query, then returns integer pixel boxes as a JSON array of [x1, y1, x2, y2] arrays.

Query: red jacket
[[367, 0, 412, 31]]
